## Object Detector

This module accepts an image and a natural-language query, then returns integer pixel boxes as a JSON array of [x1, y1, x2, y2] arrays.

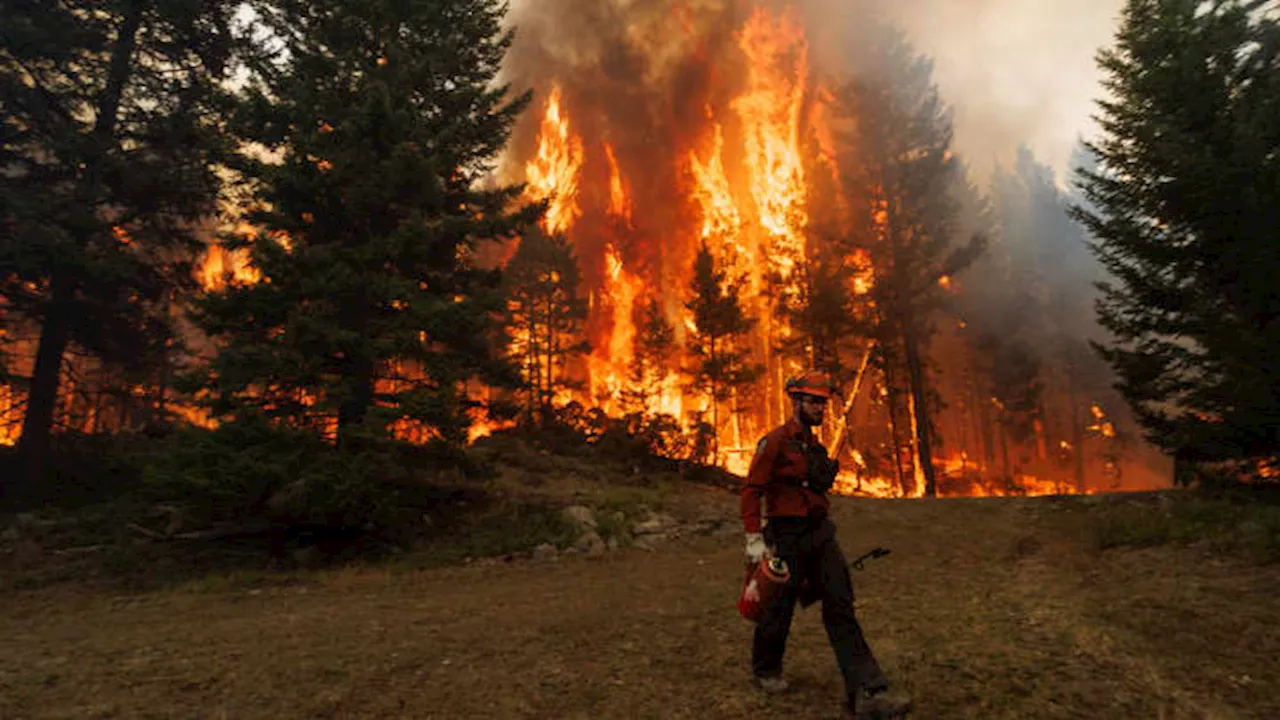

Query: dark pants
[[752, 515, 888, 701]]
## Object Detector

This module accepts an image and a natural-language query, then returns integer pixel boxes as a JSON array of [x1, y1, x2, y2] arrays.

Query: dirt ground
[[2, 495, 1278, 719]]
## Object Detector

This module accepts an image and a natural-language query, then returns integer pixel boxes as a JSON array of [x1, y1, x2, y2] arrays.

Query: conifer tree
[[1073, 0, 1280, 471], [0, 0, 236, 490], [623, 297, 675, 417], [685, 242, 761, 458], [834, 28, 985, 495], [195, 0, 537, 448], [501, 227, 589, 423]]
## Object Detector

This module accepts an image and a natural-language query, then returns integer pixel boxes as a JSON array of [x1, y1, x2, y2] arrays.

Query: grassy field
[[2, 491, 1278, 719]]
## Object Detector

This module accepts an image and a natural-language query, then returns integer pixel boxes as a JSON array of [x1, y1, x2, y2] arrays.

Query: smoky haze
[[873, 0, 1123, 181], [506, 0, 1124, 182]]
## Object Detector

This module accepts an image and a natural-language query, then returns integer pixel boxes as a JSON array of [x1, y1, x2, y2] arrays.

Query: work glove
[[745, 532, 768, 563]]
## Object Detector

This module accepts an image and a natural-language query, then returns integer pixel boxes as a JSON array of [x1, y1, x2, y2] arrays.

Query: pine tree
[[685, 242, 761, 459], [834, 28, 986, 496], [0, 0, 236, 490], [623, 297, 675, 417], [501, 227, 590, 423], [1072, 0, 1280, 472], [195, 0, 537, 448], [775, 235, 867, 378]]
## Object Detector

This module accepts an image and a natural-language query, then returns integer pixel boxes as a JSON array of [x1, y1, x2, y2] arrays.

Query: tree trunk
[[12, 0, 146, 493], [999, 414, 1011, 482], [15, 280, 74, 491], [338, 354, 375, 450], [973, 378, 995, 470], [902, 316, 937, 497], [542, 288, 554, 425], [709, 333, 719, 463], [1066, 358, 1086, 493], [831, 340, 875, 461], [884, 364, 907, 494]]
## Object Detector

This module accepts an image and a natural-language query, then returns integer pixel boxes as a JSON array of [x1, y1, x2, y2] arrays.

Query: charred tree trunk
[[15, 280, 74, 491], [902, 315, 937, 497], [1066, 354, 1086, 493], [709, 332, 720, 462], [15, 1, 145, 492], [883, 363, 907, 494]]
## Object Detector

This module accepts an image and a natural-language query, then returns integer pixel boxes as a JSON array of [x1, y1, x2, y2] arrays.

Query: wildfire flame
[[198, 244, 259, 291], [604, 143, 633, 228], [0, 1, 1163, 502], [734, 6, 810, 265], [525, 86, 584, 236]]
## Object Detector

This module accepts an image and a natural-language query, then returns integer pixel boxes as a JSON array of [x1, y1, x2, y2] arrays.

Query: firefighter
[[742, 370, 912, 718]]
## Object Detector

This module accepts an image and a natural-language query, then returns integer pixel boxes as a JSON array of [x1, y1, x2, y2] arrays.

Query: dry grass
[[2, 493, 1278, 719]]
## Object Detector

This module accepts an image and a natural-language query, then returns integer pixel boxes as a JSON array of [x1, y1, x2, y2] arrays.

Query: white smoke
[[875, 0, 1124, 181]]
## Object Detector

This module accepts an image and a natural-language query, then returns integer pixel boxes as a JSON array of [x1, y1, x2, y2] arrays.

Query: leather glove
[[745, 532, 768, 563]]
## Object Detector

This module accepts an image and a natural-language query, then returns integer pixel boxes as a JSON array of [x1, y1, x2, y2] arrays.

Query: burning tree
[[685, 242, 762, 459], [194, 0, 537, 448], [501, 227, 590, 424], [622, 297, 676, 418], [0, 0, 236, 491], [832, 28, 986, 496], [975, 146, 1131, 493], [1074, 0, 1280, 478]]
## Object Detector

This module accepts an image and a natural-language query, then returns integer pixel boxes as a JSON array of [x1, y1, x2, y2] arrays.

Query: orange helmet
[[785, 371, 833, 399]]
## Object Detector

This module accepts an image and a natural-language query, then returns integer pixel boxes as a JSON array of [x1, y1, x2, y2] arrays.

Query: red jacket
[[740, 418, 831, 534]]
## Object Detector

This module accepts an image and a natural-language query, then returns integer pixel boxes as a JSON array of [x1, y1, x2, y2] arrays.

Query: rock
[[574, 530, 607, 556], [691, 519, 725, 536], [531, 543, 558, 562], [633, 513, 678, 536], [562, 505, 598, 530], [606, 536, 619, 552]]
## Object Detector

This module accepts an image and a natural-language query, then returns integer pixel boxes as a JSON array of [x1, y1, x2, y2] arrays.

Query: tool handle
[[850, 546, 892, 571]]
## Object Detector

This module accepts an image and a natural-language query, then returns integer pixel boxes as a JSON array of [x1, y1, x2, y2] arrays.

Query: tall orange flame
[[604, 143, 633, 227], [689, 122, 745, 254], [734, 6, 810, 265], [525, 86, 584, 236]]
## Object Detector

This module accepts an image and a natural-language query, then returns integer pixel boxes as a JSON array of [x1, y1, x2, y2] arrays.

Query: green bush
[[140, 417, 424, 531]]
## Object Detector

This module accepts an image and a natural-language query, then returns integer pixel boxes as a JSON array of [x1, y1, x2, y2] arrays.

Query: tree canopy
[[1073, 0, 1280, 469]]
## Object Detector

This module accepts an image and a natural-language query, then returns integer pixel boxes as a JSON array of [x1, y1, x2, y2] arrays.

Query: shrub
[[1092, 493, 1280, 563], [139, 416, 436, 532]]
